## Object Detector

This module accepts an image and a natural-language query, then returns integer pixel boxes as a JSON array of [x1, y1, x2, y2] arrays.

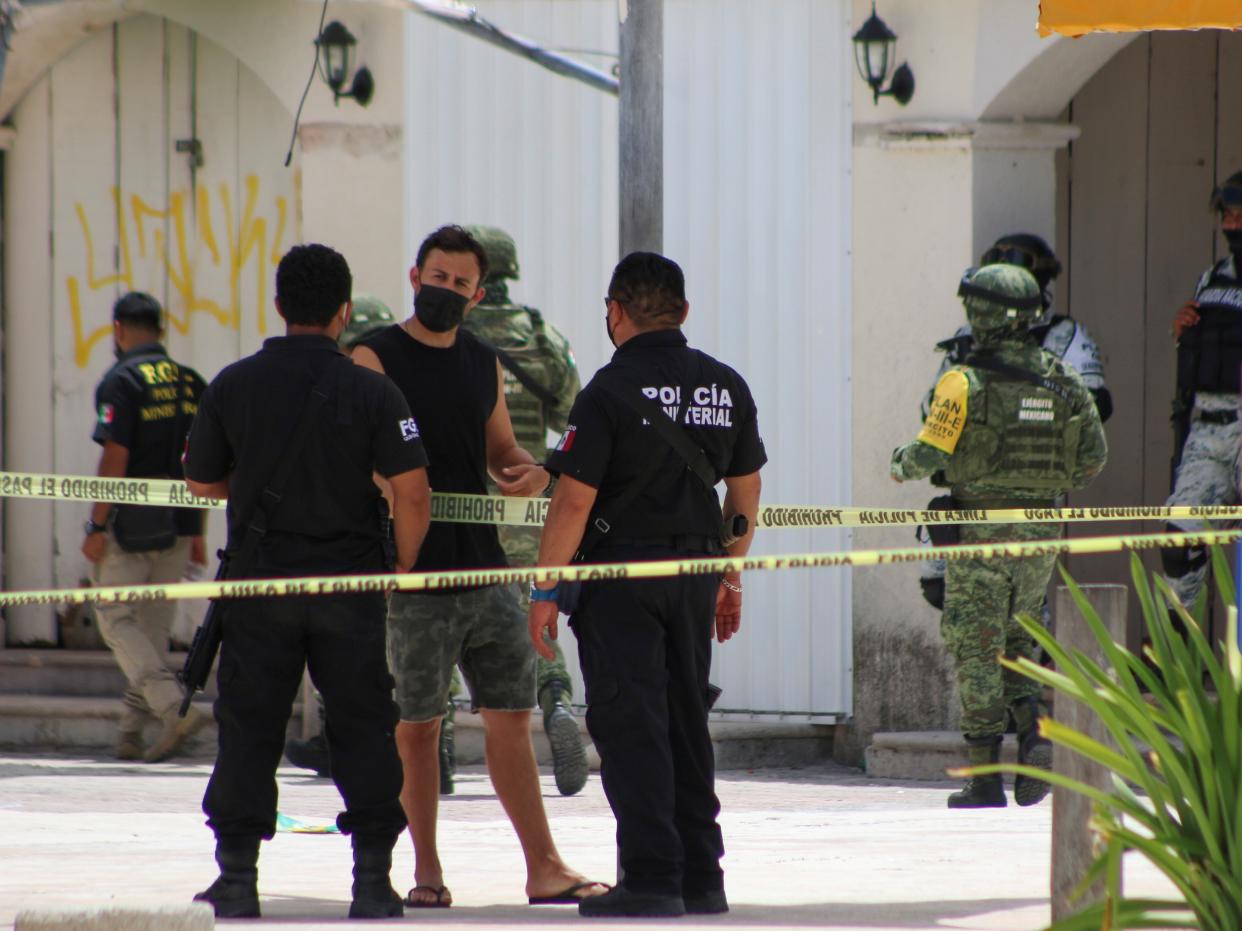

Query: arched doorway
[[1055, 30, 1242, 641], [3, 14, 298, 643]]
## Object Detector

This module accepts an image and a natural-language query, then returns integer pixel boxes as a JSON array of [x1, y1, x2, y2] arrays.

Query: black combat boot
[[1011, 697, 1053, 807], [540, 679, 588, 796], [348, 834, 404, 919], [947, 735, 1007, 809], [439, 697, 455, 796], [194, 836, 261, 918], [284, 698, 331, 777]]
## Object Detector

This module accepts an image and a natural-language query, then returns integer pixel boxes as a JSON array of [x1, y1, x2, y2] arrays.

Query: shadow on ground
[[244, 896, 1047, 927]]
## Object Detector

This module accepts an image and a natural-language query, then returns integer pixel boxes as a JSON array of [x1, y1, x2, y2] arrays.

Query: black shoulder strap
[[966, 351, 1075, 405], [596, 387, 717, 489], [228, 360, 339, 574], [471, 332, 561, 410]]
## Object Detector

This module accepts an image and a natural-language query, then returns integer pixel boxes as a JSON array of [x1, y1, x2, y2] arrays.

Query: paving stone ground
[[0, 753, 1177, 930]]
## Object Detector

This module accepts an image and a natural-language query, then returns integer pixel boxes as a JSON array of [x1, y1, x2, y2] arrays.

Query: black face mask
[[415, 285, 470, 333], [605, 311, 618, 348], [1225, 228, 1242, 262]]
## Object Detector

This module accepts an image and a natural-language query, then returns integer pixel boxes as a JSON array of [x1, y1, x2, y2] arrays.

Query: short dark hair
[[112, 291, 163, 332], [276, 244, 352, 327], [607, 252, 685, 328], [415, 225, 488, 285]]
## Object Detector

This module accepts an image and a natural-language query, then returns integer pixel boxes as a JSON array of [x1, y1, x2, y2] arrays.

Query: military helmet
[[464, 225, 520, 282], [979, 233, 1061, 290], [1209, 170, 1242, 214], [958, 264, 1043, 335], [342, 293, 394, 348]]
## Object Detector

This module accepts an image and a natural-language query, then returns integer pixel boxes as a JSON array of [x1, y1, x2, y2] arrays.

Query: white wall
[[403, 0, 620, 375], [403, 0, 854, 719], [664, 0, 853, 719]]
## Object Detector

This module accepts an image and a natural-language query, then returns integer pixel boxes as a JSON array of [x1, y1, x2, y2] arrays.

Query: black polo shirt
[[93, 342, 207, 536], [184, 334, 428, 577], [547, 329, 766, 543]]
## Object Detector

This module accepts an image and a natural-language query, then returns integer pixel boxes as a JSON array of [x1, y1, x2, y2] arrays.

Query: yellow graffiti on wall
[[67, 174, 288, 368]]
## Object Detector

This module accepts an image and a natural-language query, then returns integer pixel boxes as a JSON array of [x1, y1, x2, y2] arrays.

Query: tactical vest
[[464, 305, 560, 460], [1178, 261, 1242, 394], [460, 305, 569, 566], [942, 359, 1084, 492]]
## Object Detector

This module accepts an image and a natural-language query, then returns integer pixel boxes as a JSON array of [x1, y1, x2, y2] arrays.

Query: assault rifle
[[176, 550, 229, 717]]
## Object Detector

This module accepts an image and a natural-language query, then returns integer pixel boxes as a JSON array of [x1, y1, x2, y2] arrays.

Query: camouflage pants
[[387, 584, 536, 721], [941, 522, 1058, 739], [1164, 403, 1241, 609], [444, 586, 573, 708]]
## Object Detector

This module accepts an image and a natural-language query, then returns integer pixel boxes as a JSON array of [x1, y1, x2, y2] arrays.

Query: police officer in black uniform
[[183, 243, 432, 920], [83, 291, 209, 763], [529, 251, 766, 918]]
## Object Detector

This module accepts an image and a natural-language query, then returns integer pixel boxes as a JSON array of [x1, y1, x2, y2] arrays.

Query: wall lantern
[[315, 20, 374, 107], [851, 3, 914, 106]]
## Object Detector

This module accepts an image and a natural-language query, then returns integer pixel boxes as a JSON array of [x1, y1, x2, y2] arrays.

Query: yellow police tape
[[2, 470, 1240, 530], [1, 529, 1237, 609]]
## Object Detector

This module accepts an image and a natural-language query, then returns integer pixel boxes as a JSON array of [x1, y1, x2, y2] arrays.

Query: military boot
[[1011, 697, 1053, 807], [194, 836, 261, 918], [284, 733, 331, 777], [284, 697, 331, 777], [540, 679, 588, 796], [348, 834, 404, 919], [439, 697, 455, 796], [947, 735, 1007, 809]]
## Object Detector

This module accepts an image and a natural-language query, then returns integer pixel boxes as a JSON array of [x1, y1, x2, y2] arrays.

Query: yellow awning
[[1039, 0, 1242, 37]]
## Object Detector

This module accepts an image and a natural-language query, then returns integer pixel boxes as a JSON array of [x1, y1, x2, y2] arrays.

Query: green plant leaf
[[1009, 556, 1242, 930]]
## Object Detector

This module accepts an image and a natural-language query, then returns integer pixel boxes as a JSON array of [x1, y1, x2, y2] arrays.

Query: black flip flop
[[528, 881, 611, 905], [404, 884, 451, 908]]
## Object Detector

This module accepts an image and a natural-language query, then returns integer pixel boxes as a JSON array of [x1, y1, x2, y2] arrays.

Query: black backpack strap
[[471, 331, 561, 410], [935, 333, 974, 364], [965, 351, 1075, 406], [228, 360, 339, 574]]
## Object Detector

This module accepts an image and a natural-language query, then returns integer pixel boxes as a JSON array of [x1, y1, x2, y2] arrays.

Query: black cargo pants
[[571, 544, 724, 898], [203, 592, 405, 843]]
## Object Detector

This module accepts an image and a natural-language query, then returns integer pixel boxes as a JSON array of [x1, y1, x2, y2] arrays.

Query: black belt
[[599, 534, 723, 554], [1196, 409, 1238, 425]]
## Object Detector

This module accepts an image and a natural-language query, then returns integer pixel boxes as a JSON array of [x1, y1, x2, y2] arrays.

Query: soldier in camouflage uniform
[[918, 234, 1112, 611], [892, 265, 1108, 809], [1163, 171, 1242, 613], [460, 226, 588, 797]]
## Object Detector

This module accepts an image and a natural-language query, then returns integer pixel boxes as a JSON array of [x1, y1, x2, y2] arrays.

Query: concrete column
[[1051, 583, 1127, 921], [618, 0, 662, 256], [969, 122, 1079, 256], [298, 122, 406, 314]]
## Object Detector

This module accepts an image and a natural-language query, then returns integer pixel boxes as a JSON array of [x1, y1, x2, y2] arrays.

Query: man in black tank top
[[352, 226, 605, 909]]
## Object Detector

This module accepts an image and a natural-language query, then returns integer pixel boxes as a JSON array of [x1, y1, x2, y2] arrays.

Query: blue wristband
[[529, 583, 560, 603]]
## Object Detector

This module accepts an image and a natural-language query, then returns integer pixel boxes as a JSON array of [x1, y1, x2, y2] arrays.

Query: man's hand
[[497, 463, 549, 497], [715, 580, 742, 643], [190, 535, 207, 565], [81, 532, 106, 564], [528, 600, 559, 660], [1173, 300, 1200, 340]]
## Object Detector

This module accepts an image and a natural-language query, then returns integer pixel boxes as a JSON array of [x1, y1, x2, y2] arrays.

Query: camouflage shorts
[[386, 584, 536, 721]]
